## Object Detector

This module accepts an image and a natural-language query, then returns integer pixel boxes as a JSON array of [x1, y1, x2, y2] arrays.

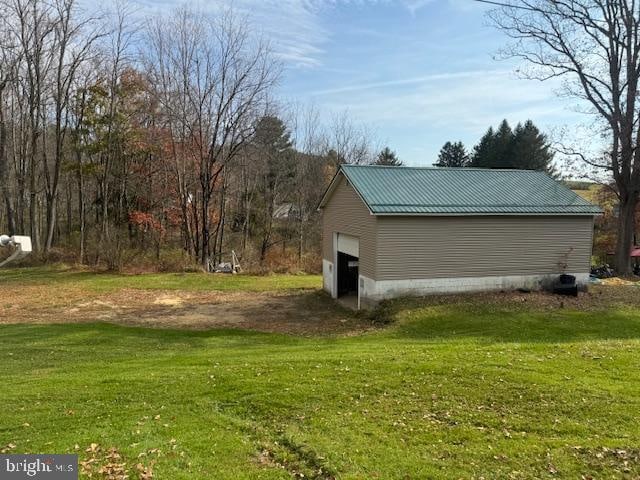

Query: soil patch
[[3, 282, 639, 336], [0, 287, 372, 336]]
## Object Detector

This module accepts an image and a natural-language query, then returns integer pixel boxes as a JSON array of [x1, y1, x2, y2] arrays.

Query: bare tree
[[92, 0, 136, 265], [0, 21, 21, 235], [290, 103, 327, 265], [490, 0, 640, 274], [43, 0, 104, 252], [327, 111, 375, 167], [6, 0, 59, 252], [145, 7, 280, 269]]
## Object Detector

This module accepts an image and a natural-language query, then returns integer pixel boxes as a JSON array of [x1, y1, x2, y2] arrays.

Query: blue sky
[[130, 0, 587, 166], [257, 0, 585, 165]]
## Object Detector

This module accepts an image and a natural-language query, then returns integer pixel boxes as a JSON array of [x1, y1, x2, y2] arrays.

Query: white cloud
[[400, 0, 436, 15], [99, 0, 333, 68], [318, 69, 576, 128], [398, 0, 486, 14], [229, 0, 331, 68], [311, 69, 512, 95], [313, 68, 585, 164], [114, 0, 477, 69]]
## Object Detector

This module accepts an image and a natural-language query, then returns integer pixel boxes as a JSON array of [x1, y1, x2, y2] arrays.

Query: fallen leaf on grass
[[136, 461, 154, 480], [82, 444, 156, 480], [0, 443, 16, 453], [86, 443, 101, 453]]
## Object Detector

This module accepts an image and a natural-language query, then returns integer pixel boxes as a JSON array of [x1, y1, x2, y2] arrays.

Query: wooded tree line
[[435, 119, 555, 174], [0, 0, 382, 272], [5, 0, 636, 275]]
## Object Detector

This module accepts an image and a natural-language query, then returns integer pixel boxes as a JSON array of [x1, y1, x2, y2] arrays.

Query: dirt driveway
[[0, 286, 372, 335]]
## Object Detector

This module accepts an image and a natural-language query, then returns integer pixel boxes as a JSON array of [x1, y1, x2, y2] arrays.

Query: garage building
[[319, 165, 602, 309]]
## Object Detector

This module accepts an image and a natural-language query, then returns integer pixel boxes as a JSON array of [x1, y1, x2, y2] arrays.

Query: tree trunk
[[44, 198, 56, 253], [4, 197, 16, 235], [241, 184, 252, 255], [95, 172, 109, 266], [200, 182, 210, 270], [29, 159, 39, 252], [298, 211, 304, 266], [66, 177, 72, 239], [11, 107, 26, 234], [0, 84, 16, 235], [77, 152, 85, 264], [28, 99, 40, 253], [260, 209, 272, 263], [216, 168, 227, 264], [615, 192, 637, 275]]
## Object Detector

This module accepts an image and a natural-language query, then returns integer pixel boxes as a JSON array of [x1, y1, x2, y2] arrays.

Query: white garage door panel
[[337, 233, 359, 257]]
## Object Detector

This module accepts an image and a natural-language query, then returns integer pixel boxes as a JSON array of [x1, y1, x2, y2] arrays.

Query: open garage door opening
[[337, 251, 359, 297], [334, 233, 360, 308]]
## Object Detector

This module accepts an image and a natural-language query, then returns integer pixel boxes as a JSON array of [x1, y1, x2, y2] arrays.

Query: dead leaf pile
[[79, 443, 155, 480]]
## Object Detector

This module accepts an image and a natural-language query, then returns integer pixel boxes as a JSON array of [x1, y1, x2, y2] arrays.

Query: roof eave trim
[[317, 168, 342, 211], [317, 166, 375, 215], [373, 211, 603, 217]]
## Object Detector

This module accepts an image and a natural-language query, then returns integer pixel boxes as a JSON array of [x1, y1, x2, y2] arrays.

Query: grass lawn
[[2, 269, 640, 479], [0, 264, 321, 293]]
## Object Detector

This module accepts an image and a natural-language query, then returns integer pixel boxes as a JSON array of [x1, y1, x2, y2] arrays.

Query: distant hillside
[[574, 185, 602, 204], [564, 180, 596, 191]]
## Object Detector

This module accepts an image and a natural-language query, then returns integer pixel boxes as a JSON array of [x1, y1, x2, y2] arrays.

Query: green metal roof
[[329, 165, 602, 215]]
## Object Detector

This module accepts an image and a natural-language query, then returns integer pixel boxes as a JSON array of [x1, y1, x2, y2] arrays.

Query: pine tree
[[470, 127, 495, 168], [511, 120, 556, 174], [491, 119, 513, 169], [469, 119, 555, 173], [254, 116, 293, 155], [434, 141, 469, 167], [374, 147, 402, 166]]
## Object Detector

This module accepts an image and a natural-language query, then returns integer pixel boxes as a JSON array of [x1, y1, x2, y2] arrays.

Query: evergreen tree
[[470, 127, 495, 168], [491, 119, 514, 169], [470, 119, 555, 173], [511, 120, 556, 174], [374, 146, 402, 166], [254, 116, 293, 156], [434, 141, 469, 167]]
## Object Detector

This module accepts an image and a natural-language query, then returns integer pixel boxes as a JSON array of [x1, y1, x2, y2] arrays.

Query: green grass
[[0, 265, 321, 293], [2, 272, 640, 478]]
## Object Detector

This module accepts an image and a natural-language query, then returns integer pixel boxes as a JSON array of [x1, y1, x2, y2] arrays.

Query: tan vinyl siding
[[321, 174, 377, 278], [376, 216, 593, 281]]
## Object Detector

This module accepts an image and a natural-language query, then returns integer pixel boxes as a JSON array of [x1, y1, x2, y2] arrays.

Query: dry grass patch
[[0, 268, 371, 335]]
